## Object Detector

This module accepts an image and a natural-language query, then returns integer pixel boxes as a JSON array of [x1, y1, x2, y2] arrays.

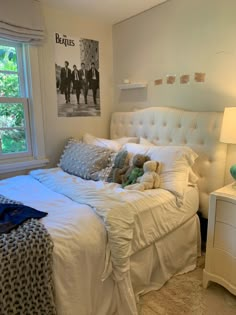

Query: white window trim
[[0, 43, 49, 174], [0, 158, 49, 174]]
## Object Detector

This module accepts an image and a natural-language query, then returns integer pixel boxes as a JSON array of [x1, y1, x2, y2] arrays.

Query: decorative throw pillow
[[94, 152, 117, 182], [106, 150, 130, 183], [59, 141, 114, 180]]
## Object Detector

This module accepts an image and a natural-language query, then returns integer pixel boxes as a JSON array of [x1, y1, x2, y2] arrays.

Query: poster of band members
[[55, 33, 100, 117]]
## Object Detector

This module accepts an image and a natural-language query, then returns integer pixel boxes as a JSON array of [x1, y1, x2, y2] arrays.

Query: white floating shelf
[[118, 83, 147, 90]]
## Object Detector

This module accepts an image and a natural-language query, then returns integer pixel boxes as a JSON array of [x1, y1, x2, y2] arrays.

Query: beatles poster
[[54, 33, 100, 117]]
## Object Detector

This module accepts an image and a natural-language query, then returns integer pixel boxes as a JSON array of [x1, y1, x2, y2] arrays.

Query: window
[[0, 39, 48, 173], [0, 40, 32, 158]]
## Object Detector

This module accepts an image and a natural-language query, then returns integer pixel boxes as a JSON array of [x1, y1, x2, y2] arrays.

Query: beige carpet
[[139, 255, 236, 315]]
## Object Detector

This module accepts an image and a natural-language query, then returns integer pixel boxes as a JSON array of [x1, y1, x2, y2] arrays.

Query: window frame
[[0, 39, 25, 96], [0, 39, 48, 174], [0, 39, 32, 159]]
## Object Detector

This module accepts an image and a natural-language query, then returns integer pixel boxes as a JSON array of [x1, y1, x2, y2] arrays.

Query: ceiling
[[41, 0, 168, 24]]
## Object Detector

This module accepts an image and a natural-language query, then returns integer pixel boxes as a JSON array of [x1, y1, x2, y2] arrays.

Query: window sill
[[0, 158, 49, 174]]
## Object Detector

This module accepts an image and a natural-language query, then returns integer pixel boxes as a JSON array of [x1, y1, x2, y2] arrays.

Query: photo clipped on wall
[[54, 32, 100, 117]]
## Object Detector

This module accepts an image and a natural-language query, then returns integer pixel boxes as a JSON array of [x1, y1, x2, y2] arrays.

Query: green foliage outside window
[[0, 73, 19, 97], [0, 45, 17, 71], [0, 44, 27, 154]]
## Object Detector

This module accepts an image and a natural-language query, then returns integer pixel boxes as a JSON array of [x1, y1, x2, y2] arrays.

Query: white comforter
[[0, 168, 198, 315], [30, 168, 197, 276], [0, 172, 109, 315]]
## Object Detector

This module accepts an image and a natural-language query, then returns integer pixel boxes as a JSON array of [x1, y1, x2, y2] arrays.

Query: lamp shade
[[220, 107, 236, 144]]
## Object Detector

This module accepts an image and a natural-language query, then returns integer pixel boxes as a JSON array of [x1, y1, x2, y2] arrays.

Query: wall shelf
[[118, 83, 147, 90]]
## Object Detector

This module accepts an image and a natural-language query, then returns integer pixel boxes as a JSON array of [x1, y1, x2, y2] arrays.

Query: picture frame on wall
[[54, 32, 100, 117]]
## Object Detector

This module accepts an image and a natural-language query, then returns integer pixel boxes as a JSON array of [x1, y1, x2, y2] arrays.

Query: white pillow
[[114, 136, 139, 145], [139, 137, 156, 145], [123, 143, 198, 203], [83, 133, 138, 151], [188, 168, 199, 186], [140, 137, 199, 185]]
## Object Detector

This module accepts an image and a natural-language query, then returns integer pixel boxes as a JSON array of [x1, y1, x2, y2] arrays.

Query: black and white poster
[[55, 33, 100, 117]]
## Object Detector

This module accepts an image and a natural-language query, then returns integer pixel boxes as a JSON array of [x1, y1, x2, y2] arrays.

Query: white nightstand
[[203, 183, 236, 295]]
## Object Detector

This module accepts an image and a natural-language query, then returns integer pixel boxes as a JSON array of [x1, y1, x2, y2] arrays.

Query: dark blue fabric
[[0, 203, 48, 234]]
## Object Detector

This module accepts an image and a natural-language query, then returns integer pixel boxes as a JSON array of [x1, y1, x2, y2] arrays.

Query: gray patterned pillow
[[59, 141, 114, 180], [94, 152, 117, 182]]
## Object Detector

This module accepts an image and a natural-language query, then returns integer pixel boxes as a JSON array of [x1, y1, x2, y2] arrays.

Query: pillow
[[123, 143, 198, 203], [140, 137, 199, 186], [114, 137, 139, 145], [95, 152, 117, 182], [106, 149, 130, 183], [59, 141, 114, 180], [83, 133, 138, 151], [188, 168, 199, 186], [139, 137, 155, 146]]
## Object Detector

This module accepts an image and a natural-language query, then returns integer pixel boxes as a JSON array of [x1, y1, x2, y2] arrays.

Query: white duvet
[[0, 168, 199, 315], [0, 172, 109, 315]]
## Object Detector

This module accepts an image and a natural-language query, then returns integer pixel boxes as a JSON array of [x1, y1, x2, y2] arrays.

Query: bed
[[0, 107, 227, 315]]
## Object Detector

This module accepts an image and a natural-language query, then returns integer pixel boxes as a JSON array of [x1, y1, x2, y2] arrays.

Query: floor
[[139, 255, 236, 315]]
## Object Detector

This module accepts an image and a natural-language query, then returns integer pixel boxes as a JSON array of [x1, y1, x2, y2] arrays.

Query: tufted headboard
[[110, 107, 227, 218]]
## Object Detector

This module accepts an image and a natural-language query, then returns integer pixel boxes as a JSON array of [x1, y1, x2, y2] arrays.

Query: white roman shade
[[0, 0, 45, 44]]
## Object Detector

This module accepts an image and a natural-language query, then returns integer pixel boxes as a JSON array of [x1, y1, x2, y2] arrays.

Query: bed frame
[[110, 107, 227, 218]]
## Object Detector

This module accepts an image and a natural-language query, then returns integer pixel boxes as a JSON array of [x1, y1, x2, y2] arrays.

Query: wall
[[113, 0, 236, 112], [113, 0, 236, 183], [39, 5, 113, 167]]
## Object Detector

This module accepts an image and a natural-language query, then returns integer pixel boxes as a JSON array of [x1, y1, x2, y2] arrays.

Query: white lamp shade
[[220, 107, 236, 144]]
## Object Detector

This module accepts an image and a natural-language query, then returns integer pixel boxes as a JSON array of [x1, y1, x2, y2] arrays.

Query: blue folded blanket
[[0, 203, 48, 234]]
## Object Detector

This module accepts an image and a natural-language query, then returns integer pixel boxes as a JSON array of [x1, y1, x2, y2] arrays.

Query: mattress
[[0, 170, 199, 315]]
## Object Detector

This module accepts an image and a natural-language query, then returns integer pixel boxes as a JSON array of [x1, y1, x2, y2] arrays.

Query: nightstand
[[203, 183, 236, 295]]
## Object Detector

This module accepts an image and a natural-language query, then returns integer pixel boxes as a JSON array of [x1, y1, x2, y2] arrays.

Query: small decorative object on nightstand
[[203, 184, 236, 295]]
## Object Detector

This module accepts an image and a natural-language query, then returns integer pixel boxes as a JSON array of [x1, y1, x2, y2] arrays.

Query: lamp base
[[232, 182, 236, 189], [230, 164, 236, 188]]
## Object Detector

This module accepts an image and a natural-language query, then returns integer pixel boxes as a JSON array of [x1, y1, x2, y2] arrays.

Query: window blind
[[0, 0, 45, 44]]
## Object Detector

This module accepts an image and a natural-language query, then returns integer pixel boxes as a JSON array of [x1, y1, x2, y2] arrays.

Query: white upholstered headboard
[[110, 107, 227, 218]]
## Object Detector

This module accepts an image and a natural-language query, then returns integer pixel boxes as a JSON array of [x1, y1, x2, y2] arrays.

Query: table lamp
[[220, 107, 236, 186]]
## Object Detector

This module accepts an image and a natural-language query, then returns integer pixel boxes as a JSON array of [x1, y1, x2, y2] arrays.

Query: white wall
[[39, 5, 113, 166], [113, 0, 236, 183], [113, 0, 236, 112]]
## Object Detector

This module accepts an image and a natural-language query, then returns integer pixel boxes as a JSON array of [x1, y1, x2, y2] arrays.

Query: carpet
[[139, 256, 236, 315]]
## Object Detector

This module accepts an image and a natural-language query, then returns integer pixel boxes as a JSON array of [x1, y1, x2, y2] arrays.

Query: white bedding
[[0, 169, 199, 315], [0, 172, 109, 315]]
